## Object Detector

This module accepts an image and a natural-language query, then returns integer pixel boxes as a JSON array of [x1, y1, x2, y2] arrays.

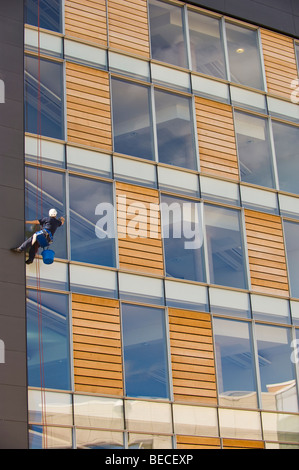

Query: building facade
[[2, 0, 299, 449]]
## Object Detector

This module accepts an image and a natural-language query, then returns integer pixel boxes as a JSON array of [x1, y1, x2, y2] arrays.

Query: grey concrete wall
[[188, 0, 299, 38], [0, 0, 28, 449]]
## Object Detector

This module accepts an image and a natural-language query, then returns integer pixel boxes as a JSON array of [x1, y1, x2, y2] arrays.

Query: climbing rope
[[35, 0, 47, 449]]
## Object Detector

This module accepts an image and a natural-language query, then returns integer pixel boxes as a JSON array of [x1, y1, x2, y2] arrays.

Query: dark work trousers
[[19, 236, 39, 262]]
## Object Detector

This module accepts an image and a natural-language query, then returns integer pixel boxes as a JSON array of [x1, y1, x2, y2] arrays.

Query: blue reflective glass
[[225, 22, 264, 90], [122, 304, 169, 399], [27, 290, 71, 390], [111, 78, 154, 161], [155, 89, 197, 170], [25, 166, 67, 260], [205, 204, 247, 289], [283, 221, 299, 298], [256, 324, 298, 412], [28, 425, 72, 449], [272, 121, 299, 195], [149, 0, 188, 69], [161, 195, 206, 283], [188, 11, 226, 80], [25, 55, 64, 140], [69, 175, 116, 267], [214, 318, 258, 409], [25, 0, 62, 33], [235, 111, 275, 189]]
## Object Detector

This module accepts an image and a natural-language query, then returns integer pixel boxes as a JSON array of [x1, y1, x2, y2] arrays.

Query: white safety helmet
[[49, 208, 57, 218]]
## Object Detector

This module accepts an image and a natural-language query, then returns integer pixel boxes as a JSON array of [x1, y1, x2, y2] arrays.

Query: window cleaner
[[11, 208, 65, 264]]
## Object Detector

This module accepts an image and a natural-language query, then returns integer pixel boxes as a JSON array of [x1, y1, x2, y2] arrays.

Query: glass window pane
[[214, 318, 258, 409], [268, 96, 299, 124], [154, 89, 197, 170], [151, 63, 190, 92], [25, 29, 63, 59], [111, 78, 154, 161], [27, 290, 71, 390], [128, 433, 173, 449], [225, 22, 264, 90], [262, 411, 299, 443], [235, 111, 275, 188], [67, 146, 112, 179], [25, 136, 65, 168], [69, 265, 118, 298], [279, 194, 299, 220], [284, 220, 299, 299], [27, 260, 68, 291], [25, 166, 67, 260], [219, 408, 262, 440], [164, 279, 209, 312], [188, 11, 226, 80], [251, 294, 290, 324], [161, 195, 206, 283], [114, 156, 157, 188], [125, 400, 172, 433], [272, 121, 299, 195], [173, 404, 218, 436], [209, 287, 250, 318], [118, 273, 164, 305], [205, 204, 247, 289], [29, 425, 73, 449], [149, 0, 188, 69], [65, 39, 107, 70], [69, 175, 116, 267], [109, 52, 149, 81], [256, 324, 298, 413], [294, 329, 299, 378], [25, 55, 64, 140], [290, 301, 299, 326], [25, 0, 62, 33], [121, 304, 169, 399], [74, 395, 124, 430], [158, 166, 199, 197], [200, 176, 240, 206], [28, 390, 72, 425], [191, 74, 230, 103], [76, 429, 124, 449], [230, 86, 267, 113], [240, 186, 278, 214]]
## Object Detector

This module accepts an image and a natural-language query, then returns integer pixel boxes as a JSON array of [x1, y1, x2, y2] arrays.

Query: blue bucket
[[42, 249, 55, 265]]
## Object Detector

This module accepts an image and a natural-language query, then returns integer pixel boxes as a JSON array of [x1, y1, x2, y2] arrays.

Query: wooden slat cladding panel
[[169, 308, 217, 405], [244, 210, 289, 296], [72, 294, 123, 396], [222, 438, 264, 449], [65, 0, 107, 46], [116, 182, 164, 276], [195, 97, 239, 181], [66, 63, 112, 150], [261, 29, 298, 100], [176, 436, 221, 449], [107, 0, 150, 57]]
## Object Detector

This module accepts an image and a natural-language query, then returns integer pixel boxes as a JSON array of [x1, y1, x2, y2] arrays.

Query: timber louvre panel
[[116, 182, 164, 275], [72, 294, 123, 396], [260, 29, 298, 100], [66, 62, 112, 150], [107, 0, 150, 57], [168, 308, 217, 405], [65, 0, 107, 46], [195, 97, 239, 181], [244, 209, 289, 296], [222, 438, 264, 449], [176, 436, 221, 449]]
